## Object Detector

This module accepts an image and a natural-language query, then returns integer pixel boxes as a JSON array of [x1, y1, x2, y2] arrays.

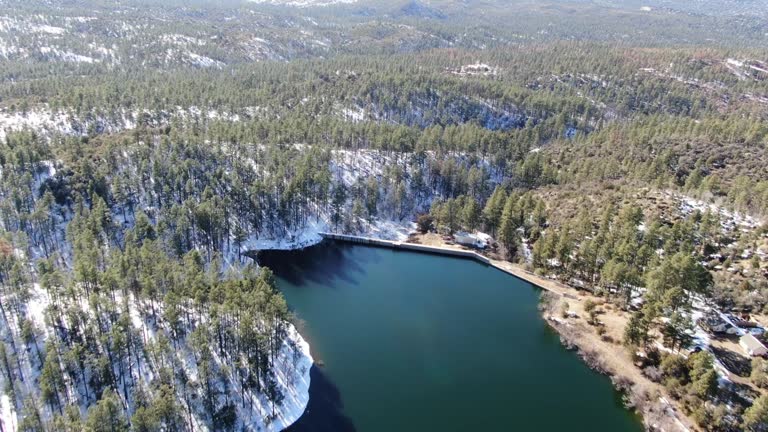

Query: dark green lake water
[[261, 242, 643, 432]]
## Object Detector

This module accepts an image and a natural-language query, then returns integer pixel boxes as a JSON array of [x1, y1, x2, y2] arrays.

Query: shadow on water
[[263, 242, 643, 432], [254, 241, 380, 288], [285, 365, 357, 432], [256, 242, 372, 432]]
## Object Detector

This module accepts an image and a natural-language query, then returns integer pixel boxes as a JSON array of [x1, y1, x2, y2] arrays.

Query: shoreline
[[274, 323, 315, 432], [315, 231, 696, 432], [540, 298, 696, 432], [318, 232, 573, 297], [265, 230, 697, 432]]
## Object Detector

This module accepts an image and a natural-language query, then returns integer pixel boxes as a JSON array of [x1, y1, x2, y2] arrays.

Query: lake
[[258, 241, 643, 432]]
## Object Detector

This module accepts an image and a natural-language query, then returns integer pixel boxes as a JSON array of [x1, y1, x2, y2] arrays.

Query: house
[[453, 232, 488, 249], [739, 334, 768, 357], [698, 314, 739, 335]]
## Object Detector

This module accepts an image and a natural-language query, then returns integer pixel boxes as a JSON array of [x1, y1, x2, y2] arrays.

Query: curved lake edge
[[257, 238, 657, 432], [310, 235, 652, 430]]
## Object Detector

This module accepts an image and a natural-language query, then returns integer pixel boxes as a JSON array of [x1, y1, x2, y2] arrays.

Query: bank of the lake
[[260, 241, 644, 432]]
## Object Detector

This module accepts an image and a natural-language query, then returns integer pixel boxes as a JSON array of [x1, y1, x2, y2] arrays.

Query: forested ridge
[[0, 124, 313, 430]]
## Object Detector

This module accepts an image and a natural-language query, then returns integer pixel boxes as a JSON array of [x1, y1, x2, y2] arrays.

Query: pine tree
[[462, 198, 481, 232], [623, 310, 650, 348], [482, 186, 506, 236], [498, 196, 520, 259], [84, 391, 128, 432], [662, 311, 694, 352], [743, 394, 768, 432]]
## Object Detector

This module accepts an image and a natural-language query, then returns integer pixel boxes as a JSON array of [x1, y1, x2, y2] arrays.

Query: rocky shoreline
[[541, 293, 695, 432]]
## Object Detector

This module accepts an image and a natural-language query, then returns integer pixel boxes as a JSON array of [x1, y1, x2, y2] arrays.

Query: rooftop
[[740, 333, 767, 351]]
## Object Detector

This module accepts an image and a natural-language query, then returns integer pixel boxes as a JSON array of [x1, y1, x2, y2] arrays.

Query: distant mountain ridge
[[246, 0, 358, 6]]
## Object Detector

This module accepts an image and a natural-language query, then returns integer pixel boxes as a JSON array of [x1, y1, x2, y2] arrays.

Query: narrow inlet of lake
[[258, 241, 644, 432]]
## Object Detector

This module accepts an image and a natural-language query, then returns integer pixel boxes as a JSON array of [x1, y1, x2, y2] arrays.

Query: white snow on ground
[[239, 37, 282, 61], [88, 42, 119, 62], [0, 37, 24, 58], [258, 324, 313, 431], [26, 283, 52, 338], [340, 106, 366, 122], [162, 48, 226, 68], [235, 145, 468, 253], [242, 216, 414, 252], [676, 193, 762, 231], [149, 299, 312, 431], [35, 25, 65, 35], [0, 16, 18, 33], [160, 33, 206, 47], [721, 58, 768, 81], [64, 16, 98, 24], [363, 219, 415, 241], [0, 105, 264, 141], [521, 239, 533, 263], [655, 312, 736, 388], [331, 148, 390, 184], [3, 243, 311, 431], [7, 280, 313, 432], [0, 16, 66, 35], [186, 52, 224, 68], [0, 280, 51, 427], [0, 107, 113, 141], [0, 394, 17, 432], [39, 46, 96, 63], [245, 217, 329, 251], [166, 317, 312, 432], [449, 63, 499, 77]]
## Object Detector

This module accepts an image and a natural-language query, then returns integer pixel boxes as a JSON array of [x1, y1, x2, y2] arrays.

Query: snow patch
[[26, 283, 51, 338], [160, 33, 206, 47], [677, 194, 762, 232], [0, 394, 16, 432], [243, 216, 414, 252], [39, 46, 96, 63], [264, 324, 313, 431], [340, 106, 366, 122], [186, 52, 225, 68], [448, 63, 499, 77], [35, 24, 65, 35]]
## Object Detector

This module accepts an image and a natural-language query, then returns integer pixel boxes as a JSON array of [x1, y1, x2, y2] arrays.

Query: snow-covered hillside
[[0, 106, 259, 141], [0, 260, 312, 431]]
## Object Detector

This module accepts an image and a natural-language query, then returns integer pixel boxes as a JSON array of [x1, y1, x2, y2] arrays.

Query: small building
[[453, 231, 487, 249], [740, 334, 768, 357], [698, 314, 739, 335]]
